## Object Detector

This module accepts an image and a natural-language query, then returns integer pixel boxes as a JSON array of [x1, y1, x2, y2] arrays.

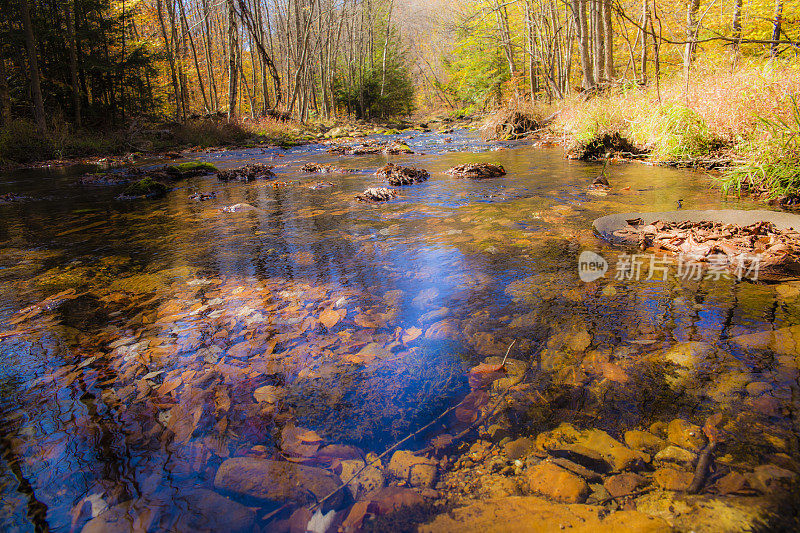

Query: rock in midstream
[[446, 163, 506, 179]]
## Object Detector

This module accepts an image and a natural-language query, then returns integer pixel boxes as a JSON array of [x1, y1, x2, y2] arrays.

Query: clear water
[[0, 129, 795, 531]]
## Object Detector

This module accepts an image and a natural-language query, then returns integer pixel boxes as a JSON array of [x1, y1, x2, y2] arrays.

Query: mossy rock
[[165, 161, 219, 178], [118, 177, 169, 200]]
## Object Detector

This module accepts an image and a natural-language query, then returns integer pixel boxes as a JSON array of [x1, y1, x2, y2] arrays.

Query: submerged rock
[[189, 191, 216, 201], [604, 472, 647, 498], [746, 464, 798, 493], [446, 163, 506, 179], [388, 450, 438, 488], [338, 459, 385, 499], [527, 461, 589, 503], [81, 490, 255, 533], [214, 457, 341, 505], [356, 187, 398, 202], [376, 163, 429, 186], [654, 467, 693, 491], [216, 164, 275, 182], [420, 496, 670, 533], [221, 203, 261, 213], [536, 423, 649, 472], [667, 419, 707, 453]]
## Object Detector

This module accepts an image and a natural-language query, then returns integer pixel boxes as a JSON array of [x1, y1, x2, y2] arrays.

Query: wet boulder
[[301, 162, 354, 174], [165, 161, 219, 179], [446, 163, 506, 179], [217, 164, 275, 182], [214, 457, 341, 506], [526, 461, 589, 503], [116, 177, 169, 200], [376, 163, 429, 186], [356, 187, 398, 203]]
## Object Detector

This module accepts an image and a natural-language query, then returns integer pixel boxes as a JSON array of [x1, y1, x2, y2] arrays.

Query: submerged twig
[[310, 403, 459, 511], [500, 340, 516, 367]]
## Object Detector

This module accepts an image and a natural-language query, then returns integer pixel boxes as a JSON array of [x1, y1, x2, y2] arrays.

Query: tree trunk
[[640, 0, 648, 85], [603, 0, 614, 80], [179, 0, 210, 113], [20, 0, 47, 131], [684, 0, 700, 71], [156, 0, 182, 121], [572, 0, 595, 90], [66, 0, 81, 127], [732, 0, 742, 59], [380, 0, 394, 99], [227, 0, 239, 120], [0, 58, 11, 125], [770, 0, 782, 57], [201, 0, 219, 110]]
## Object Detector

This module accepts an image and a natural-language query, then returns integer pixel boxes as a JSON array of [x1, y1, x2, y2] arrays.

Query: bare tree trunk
[[640, 0, 649, 85], [770, 0, 782, 57], [20, 0, 47, 131], [603, 0, 614, 80], [593, 0, 604, 83], [732, 0, 742, 55], [66, 0, 81, 126], [201, 0, 219, 110], [227, 0, 239, 119], [380, 0, 394, 98], [156, 0, 182, 120], [683, 0, 700, 71], [572, 0, 595, 90], [179, 0, 210, 112]]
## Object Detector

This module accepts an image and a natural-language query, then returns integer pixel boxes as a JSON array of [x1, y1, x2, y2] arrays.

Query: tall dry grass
[[551, 59, 800, 165]]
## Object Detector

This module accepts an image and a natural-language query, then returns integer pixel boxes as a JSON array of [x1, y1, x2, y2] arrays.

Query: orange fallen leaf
[[319, 308, 343, 329]]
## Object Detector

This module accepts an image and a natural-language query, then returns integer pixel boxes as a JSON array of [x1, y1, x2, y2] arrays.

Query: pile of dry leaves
[[613, 219, 800, 279]]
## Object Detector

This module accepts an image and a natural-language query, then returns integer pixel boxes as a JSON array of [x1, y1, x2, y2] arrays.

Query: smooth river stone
[[214, 457, 342, 506]]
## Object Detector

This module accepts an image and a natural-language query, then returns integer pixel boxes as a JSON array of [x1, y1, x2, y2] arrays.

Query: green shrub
[[648, 104, 722, 160]]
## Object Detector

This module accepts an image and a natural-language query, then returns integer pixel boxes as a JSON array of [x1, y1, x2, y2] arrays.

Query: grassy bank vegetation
[[0, 116, 315, 167]]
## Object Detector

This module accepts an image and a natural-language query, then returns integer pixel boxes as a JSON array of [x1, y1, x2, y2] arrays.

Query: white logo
[[578, 251, 608, 282]]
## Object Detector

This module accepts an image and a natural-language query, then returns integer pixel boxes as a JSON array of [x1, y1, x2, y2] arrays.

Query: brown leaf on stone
[[468, 363, 506, 389]]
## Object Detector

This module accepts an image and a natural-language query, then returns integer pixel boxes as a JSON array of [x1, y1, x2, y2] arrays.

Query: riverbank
[[482, 60, 800, 203]]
